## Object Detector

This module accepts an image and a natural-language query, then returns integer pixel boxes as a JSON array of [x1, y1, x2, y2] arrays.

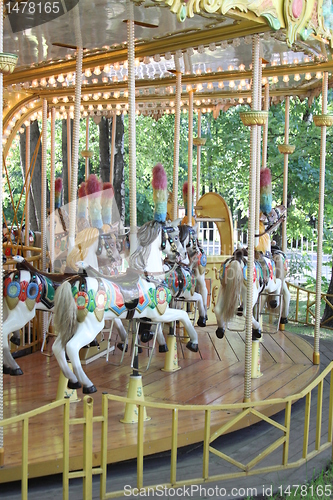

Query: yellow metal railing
[[101, 362, 333, 499], [287, 281, 333, 329], [1, 363, 332, 499]]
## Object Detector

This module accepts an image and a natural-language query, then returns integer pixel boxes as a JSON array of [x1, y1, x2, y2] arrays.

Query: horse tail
[[221, 260, 243, 324], [54, 281, 77, 348]]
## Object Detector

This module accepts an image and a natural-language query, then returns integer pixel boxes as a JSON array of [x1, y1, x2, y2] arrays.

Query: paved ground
[[1, 334, 332, 500]]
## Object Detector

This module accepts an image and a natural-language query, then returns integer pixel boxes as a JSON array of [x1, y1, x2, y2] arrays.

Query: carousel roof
[[3, 0, 333, 151]]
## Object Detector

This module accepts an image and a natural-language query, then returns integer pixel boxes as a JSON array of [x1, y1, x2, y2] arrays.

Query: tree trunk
[[113, 114, 125, 224], [99, 117, 110, 182], [321, 258, 333, 328], [26, 120, 43, 231], [62, 119, 69, 205]]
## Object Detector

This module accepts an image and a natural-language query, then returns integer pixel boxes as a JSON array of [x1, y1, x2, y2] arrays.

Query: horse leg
[[196, 271, 208, 318], [154, 308, 198, 352], [66, 315, 105, 393], [52, 336, 80, 385], [280, 280, 290, 324], [214, 286, 226, 339], [3, 303, 35, 375], [192, 292, 206, 327]]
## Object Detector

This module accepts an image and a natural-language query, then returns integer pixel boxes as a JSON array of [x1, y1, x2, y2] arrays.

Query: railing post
[[283, 401, 291, 465], [302, 392, 311, 458], [316, 379, 323, 450], [137, 404, 144, 490], [22, 418, 29, 500], [202, 409, 211, 480], [83, 396, 94, 500], [170, 408, 178, 484], [63, 397, 70, 500], [100, 394, 109, 500]]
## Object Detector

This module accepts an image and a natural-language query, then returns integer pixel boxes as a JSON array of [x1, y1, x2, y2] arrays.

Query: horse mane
[[130, 220, 162, 271], [178, 225, 190, 245], [66, 224, 110, 270]]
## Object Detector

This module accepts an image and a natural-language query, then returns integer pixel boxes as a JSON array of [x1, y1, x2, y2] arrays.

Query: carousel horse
[[214, 246, 282, 339], [162, 225, 207, 327], [52, 220, 199, 393], [2, 224, 126, 375]]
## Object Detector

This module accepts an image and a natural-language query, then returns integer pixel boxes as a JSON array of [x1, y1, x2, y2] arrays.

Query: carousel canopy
[[3, 0, 333, 151]]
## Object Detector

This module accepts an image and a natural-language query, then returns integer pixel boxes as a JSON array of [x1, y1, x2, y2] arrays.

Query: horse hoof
[[269, 300, 278, 309], [186, 341, 199, 353], [89, 339, 99, 347], [159, 344, 169, 353], [10, 368, 23, 376], [83, 385, 97, 394], [280, 317, 288, 324], [68, 380, 82, 390], [3, 366, 11, 374], [236, 305, 244, 317], [10, 336, 21, 346], [140, 331, 153, 343], [197, 316, 206, 327], [117, 343, 128, 353], [216, 327, 225, 339], [252, 329, 262, 340]]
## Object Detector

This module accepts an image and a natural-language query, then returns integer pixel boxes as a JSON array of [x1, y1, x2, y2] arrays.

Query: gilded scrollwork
[[152, 0, 333, 47]]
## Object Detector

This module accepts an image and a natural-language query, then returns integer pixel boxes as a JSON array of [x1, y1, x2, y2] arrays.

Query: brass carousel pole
[[313, 72, 332, 365], [243, 35, 260, 402], [41, 100, 48, 273], [127, 0, 137, 250], [196, 109, 202, 204], [254, 57, 262, 248], [282, 97, 290, 253], [110, 114, 116, 184], [50, 107, 56, 272], [187, 89, 194, 226], [262, 83, 269, 170], [67, 114, 71, 202], [69, 5, 83, 251], [24, 123, 30, 249], [172, 54, 182, 221], [85, 116, 89, 179]]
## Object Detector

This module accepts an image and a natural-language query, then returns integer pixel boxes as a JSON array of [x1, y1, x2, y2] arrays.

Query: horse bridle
[[161, 226, 181, 261], [97, 231, 118, 264]]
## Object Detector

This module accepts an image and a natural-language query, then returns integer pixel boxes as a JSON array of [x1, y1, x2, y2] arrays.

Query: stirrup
[[106, 319, 130, 366], [130, 319, 161, 373]]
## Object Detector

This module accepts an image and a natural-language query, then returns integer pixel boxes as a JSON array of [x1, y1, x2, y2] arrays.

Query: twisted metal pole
[[196, 109, 202, 204], [0, 0, 4, 466], [127, 1, 137, 250], [172, 54, 182, 221], [187, 89, 194, 226], [41, 99, 47, 273], [262, 84, 269, 170], [244, 35, 260, 403], [85, 116, 89, 179], [313, 72, 329, 365], [282, 97, 290, 253], [50, 107, 56, 272], [255, 58, 262, 248], [24, 124, 30, 249]]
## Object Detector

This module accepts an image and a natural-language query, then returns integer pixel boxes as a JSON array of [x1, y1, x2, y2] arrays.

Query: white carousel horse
[[52, 220, 199, 393], [172, 220, 208, 320], [214, 247, 283, 339], [2, 224, 126, 375], [163, 225, 207, 327]]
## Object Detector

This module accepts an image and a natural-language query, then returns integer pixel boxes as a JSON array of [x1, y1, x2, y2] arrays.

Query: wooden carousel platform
[[0, 323, 319, 483]]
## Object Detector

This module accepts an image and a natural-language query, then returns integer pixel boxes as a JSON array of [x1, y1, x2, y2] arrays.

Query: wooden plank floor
[[0, 324, 319, 483]]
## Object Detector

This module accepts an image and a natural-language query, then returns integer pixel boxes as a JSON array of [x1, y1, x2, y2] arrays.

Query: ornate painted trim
[[0, 53, 18, 74], [240, 111, 268, 126], [313, 114, 333, 127], [278, 143, 296, 154]]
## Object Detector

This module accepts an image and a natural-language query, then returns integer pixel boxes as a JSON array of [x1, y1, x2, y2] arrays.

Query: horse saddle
[[16, 258, 82, 309], [82, 265, 141, 311]]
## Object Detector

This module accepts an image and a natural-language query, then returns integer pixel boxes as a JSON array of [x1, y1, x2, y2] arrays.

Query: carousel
[[0, 0, 333, 498]]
